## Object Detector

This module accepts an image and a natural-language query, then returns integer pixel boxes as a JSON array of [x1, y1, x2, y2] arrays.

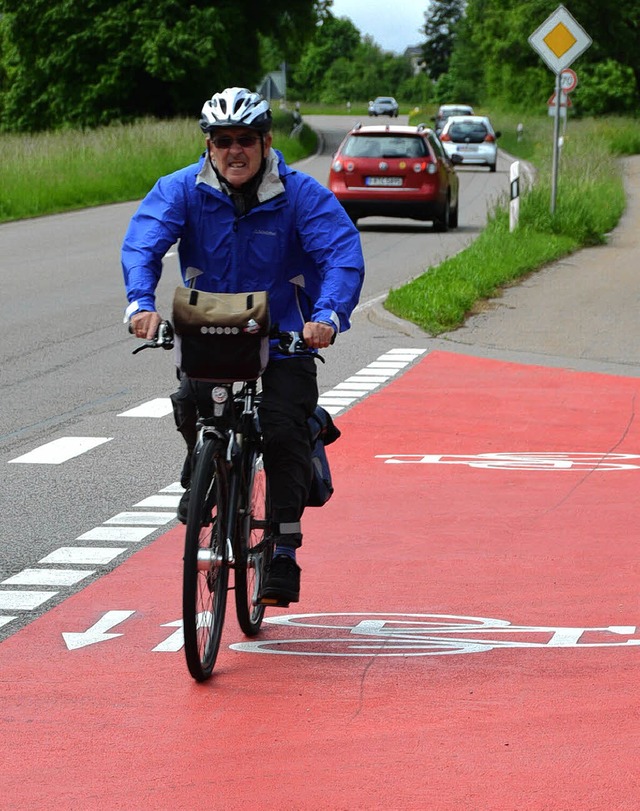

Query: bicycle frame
[[131, 320, 316, 680], [196, 380, 262, 564]]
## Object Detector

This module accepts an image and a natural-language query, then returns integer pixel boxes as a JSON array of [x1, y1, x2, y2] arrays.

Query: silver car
[[439, 115, 501, 172], [368, 96, 399, 117], [433, 103, 475, 135]]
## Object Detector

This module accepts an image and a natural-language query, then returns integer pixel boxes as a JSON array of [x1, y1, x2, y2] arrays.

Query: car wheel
[[448, 204, 458, 229], [433, 196, 450, 232], [489, 162, 497, 173]]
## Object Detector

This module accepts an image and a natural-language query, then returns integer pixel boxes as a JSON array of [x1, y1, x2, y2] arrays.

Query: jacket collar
[[196, 148, 285, 203]]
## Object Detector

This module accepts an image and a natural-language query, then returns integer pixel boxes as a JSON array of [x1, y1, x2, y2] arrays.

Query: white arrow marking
[[62, 610, 135, 650], [152, 619, 184, 652]]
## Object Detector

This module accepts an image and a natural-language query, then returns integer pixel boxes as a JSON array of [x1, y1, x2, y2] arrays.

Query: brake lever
[[130, 320, 174, 354]]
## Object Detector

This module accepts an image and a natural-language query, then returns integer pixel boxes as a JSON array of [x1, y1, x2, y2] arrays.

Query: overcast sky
[[330, 0, 428, 54]]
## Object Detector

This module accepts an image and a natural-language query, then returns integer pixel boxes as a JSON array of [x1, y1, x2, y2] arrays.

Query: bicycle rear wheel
[[183, 438, 229, 681], [235, 449, 270, 636]]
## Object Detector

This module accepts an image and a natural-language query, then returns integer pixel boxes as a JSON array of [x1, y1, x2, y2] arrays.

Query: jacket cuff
[[313, 310, 339, 332]]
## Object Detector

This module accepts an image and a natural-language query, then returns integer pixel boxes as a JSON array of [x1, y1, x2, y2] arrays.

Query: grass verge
[[386, 112, 636, 334], [0, 110, 317, 223]]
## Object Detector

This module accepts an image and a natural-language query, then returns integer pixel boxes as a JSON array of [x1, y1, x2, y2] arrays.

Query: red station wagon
[[328, 123, 462, 230]]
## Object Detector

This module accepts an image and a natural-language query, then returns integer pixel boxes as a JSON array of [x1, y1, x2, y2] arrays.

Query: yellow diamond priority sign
[[529, 5, 591, 74]]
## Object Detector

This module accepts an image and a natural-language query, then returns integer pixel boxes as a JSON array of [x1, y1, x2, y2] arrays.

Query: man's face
[[207, 127, 272, 188]]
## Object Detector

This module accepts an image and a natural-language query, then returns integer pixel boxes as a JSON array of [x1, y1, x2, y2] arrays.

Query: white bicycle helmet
[[200, 87, 272, 134]]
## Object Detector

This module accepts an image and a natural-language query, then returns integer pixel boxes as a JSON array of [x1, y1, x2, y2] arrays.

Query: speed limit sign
[[560, 68, 578, 93]]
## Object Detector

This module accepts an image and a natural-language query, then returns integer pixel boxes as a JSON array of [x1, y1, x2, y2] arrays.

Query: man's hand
[[130, 310, 162, 340], [303, 321, 335, 350]]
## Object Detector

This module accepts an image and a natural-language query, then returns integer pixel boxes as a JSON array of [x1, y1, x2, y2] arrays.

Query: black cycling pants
[[170, 357, 318, 544]]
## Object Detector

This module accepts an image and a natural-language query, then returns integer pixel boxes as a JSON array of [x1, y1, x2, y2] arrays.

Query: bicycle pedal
[[256, 596, 290, 608]]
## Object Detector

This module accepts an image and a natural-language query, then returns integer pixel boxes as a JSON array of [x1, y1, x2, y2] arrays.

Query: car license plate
[[458, 145, 478, 152], [365, 177, 403, 187]]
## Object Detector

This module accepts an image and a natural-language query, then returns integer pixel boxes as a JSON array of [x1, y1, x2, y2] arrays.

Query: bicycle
[[134, 321, 313, 681]]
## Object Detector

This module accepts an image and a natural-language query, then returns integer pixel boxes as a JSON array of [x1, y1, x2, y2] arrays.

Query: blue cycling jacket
[[122, 149, 365, 354]]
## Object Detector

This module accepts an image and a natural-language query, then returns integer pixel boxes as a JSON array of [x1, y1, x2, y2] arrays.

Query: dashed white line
[[0, 591, 59, 610], [39, 548, 127, 565], [105, 511, 176, 526], [335, 382, 380, 391], [133, 495, 181, 509], [159, 482, 184, 494], [1, 349, 427, 629], [76, 526, 159, 543], [317, 348, 426, 416], [2, 569, 96, 586], [9, 437, 112, 464], [118, 398, 173, 418]]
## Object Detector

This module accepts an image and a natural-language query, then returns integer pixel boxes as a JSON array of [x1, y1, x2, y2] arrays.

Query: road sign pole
[[550, 71, 561, 214], [528, 5, 591, 217]]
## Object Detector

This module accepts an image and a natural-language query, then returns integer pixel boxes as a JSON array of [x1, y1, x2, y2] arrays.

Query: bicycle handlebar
[[130, 320, 324, 358]]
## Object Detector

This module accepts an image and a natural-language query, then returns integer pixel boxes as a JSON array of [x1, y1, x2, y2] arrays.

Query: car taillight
[[484, 134, 495, 142], [440, 133, 451, 141], [412, 161, 436, 174]]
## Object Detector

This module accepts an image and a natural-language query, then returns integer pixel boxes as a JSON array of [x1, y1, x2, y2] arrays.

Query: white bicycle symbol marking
[[230, 613, 640, 657], [375, 453, 640, 471]]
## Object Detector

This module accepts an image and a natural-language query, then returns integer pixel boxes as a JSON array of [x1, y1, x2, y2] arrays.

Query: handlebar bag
[[172, 287, 270, 382]]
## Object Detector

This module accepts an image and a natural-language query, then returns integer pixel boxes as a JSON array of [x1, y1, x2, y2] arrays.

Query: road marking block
[[104, 511, 176, 525], [133, 495, 181, 509], [117, 398, 173, 418], [1, 569, 96, 586], [0, 591, 58, 610], [38, 547, 126, 565], [76, 526, 158, 543], [9, 437, 112, 464]]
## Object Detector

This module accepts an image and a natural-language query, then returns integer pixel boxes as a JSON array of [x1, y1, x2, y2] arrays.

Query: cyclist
[[122, 87, 364, 606]]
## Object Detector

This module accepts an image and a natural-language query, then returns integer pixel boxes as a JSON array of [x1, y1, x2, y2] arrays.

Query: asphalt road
[[0, 114, 507, 636]]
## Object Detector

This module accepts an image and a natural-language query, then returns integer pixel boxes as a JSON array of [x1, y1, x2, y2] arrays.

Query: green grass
[[386, 111, 636, 334], [0, 110, 317, 223]]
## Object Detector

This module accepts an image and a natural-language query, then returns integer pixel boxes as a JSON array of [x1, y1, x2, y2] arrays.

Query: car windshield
[[448, 122, 489, 143], [442, 107, 472, 117], [342, 135, 427, 158]]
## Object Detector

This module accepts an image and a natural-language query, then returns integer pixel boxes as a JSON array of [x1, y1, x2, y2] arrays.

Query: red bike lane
[[2, 350, 640, 810]]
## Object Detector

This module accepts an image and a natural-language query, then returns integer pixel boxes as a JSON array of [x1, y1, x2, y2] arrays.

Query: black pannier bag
[[306, 406, 341, 507], [172, 287, 270, 382]]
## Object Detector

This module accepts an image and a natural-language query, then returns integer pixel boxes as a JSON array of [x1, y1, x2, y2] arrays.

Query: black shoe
[[177, 488, 190, 524], [259, 555, 300, 606]]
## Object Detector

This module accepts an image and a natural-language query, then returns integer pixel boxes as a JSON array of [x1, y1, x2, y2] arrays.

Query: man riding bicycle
[[122, 87, 364, 606]]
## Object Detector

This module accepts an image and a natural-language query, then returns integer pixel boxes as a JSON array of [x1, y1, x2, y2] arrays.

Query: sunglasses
[[211, 134, 260, 149]]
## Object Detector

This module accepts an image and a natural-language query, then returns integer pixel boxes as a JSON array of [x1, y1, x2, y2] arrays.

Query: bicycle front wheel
[[235, 449, 270, 636], [183, 438, 229, 681]]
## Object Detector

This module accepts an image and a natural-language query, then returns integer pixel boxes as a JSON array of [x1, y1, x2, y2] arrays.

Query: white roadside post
[[528, 5, 591, 214], [509, 162, 520, 232]]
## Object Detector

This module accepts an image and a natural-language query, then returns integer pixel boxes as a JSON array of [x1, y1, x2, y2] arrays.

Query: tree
[[458, 0, 640, 111], [0, 0, 320, 131], [421, 0, 465, 81], [289, 12, 361, 101]]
